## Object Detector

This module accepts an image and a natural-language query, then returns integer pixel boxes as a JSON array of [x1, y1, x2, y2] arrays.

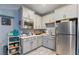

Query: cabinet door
[[38, 16, 42, 29], [34, 15, 38, 29], [22, 6, 35, 18], [47, 38, 55, 50], [37, 36, 43, 47], [41, 17, 46, 29], [42, 36, 48, 47], [28, 10, 35, 20], [22, 39, 31, 54], [31, 37, 37, 50], [34, 15, 42, 29], [22, 7, 29, 18]]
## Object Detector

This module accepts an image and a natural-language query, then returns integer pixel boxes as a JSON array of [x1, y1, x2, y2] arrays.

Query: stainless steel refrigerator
[[56, 18, 77, 55]]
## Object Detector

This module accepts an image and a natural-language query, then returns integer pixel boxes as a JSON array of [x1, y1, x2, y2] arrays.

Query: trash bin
[[3, 45, 8, 55]]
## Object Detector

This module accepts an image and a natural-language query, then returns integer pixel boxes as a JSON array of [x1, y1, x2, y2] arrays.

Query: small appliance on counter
[[8, 29, 20, 36]]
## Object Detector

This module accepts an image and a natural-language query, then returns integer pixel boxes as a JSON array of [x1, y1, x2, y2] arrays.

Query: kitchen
[[0, 4, 78, 55]]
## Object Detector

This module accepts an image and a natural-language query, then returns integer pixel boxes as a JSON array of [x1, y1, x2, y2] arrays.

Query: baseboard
[[42, 45, 56, 51]]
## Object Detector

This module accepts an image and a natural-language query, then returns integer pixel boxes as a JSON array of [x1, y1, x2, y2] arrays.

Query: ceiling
[[0, 4, 68, 15], [0, 4, 20, 10], [23, 4, 68, 15]]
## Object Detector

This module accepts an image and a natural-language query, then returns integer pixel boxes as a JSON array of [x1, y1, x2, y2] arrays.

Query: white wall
[[54, 4, 77, 20], [42, 13, 54, 23], [43, 4, 77, 23], [0, 17, 13, 54]]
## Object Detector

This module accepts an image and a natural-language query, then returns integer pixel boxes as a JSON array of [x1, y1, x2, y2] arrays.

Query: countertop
[[20, 34, 48, 39]]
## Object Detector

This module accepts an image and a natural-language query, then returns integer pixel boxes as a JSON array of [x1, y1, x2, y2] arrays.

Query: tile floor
[[27, 47, 56, 55]]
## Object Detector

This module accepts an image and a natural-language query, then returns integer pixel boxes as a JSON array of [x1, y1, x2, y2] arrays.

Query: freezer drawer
[[56, 34, 76, 55]]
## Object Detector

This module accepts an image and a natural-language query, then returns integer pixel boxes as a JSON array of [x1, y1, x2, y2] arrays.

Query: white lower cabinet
[[34, 15, 42, 29], [22, 39, 31, 54], [47, 39, 55, 50], [42, 36, 48, 47], [22, 37, 38, 54], [37, 36, 43, 47], [31, 37, 38, 50], [22, 35, 55, 54], [42, 36, 55, 50]]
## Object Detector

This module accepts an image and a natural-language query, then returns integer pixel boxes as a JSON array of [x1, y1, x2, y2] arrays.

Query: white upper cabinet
[[20, 6, 44, 29], [34, 14, 42, 29], [22, 7, 29, 18], [41, 17, 46, 29], [53, 5, 77, 20], [19, 6, 35, 29], [20, 6, 35, 24], [21, 6, 35, 20]]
